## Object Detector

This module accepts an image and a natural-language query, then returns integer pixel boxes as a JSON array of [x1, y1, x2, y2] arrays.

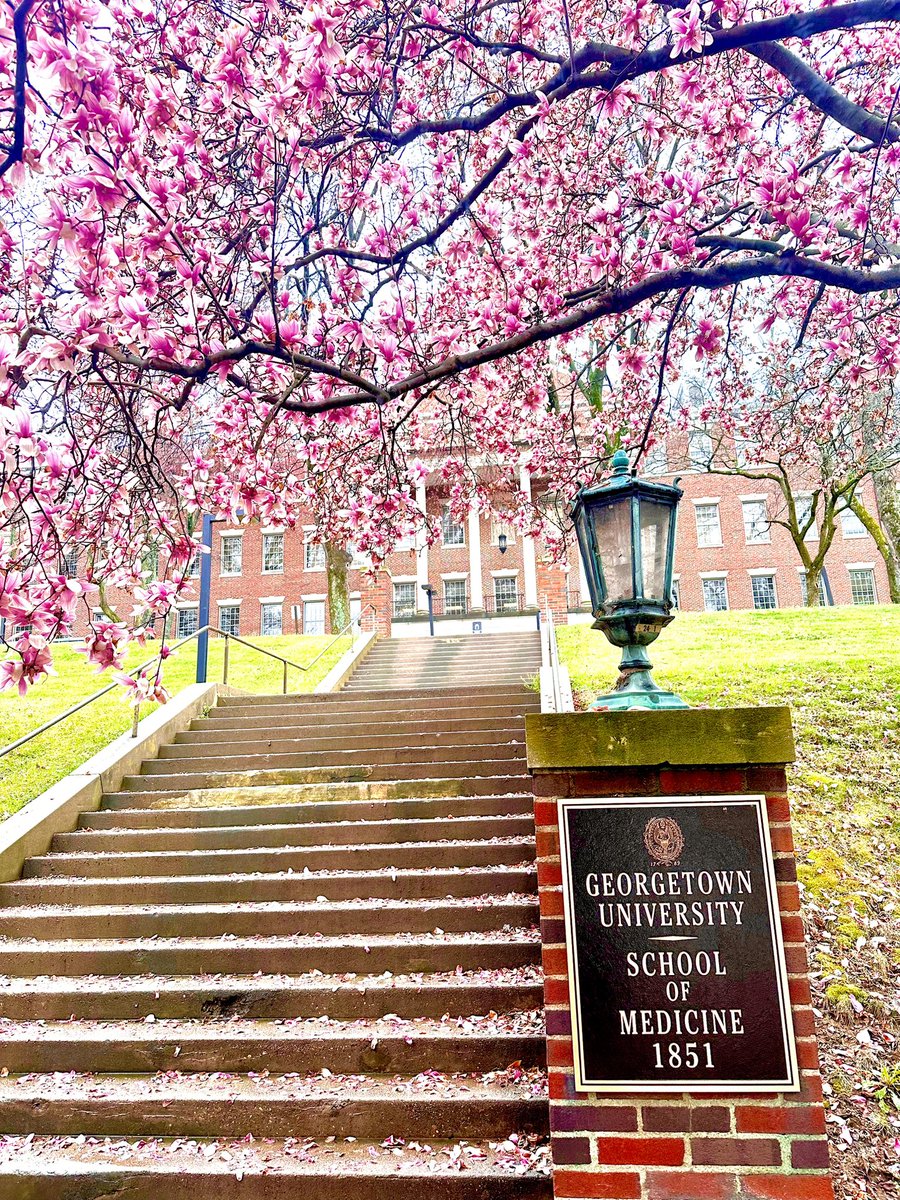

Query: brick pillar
[[359, 571, 392, 637], [538, 560, 569, 624], [526, 707, 833, 1200]]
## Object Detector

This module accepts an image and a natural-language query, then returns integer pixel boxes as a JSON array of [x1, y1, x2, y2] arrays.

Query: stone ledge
[[0, 682, 231, 883], [525, 707, 795, 771]]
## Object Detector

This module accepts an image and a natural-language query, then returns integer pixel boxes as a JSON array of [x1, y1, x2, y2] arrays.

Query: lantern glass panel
[[639, 498, 673, 601], [591, 501, 634, 604]]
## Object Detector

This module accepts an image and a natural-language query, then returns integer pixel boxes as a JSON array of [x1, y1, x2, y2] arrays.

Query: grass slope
[[558, 607, 900, 1200], [0, 634, 349, 818]]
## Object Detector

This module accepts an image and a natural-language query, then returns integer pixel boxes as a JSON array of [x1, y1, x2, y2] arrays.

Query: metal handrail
[[540, 602, 574, 713], [0, 603, 377, 760]]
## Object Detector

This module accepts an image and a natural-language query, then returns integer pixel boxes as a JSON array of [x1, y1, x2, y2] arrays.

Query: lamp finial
[[611, 449, 630, 476]]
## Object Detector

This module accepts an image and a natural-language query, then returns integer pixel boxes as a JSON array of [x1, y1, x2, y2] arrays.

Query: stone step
[[78, 792, 533, 830], [163, 731, 526, 759], [0, 1070, 549, 1139], [100, 776, 530, 809], [0, 865, 537, 907], [122, 760, 526, 793], [0, 896, 539, 940], [178, 716, 526, 744], [0, 931, 541, 977], [0, 966, 544, 1020], [151, 741, 526, 771], [213, 686, 534, 709], [53, 813, 534, 854], [209, 701, 538, 723], [0, 1135, 553, 1199], [0, 1015, 545, 1074], [24, 835, 536, 879], [343, 673, 539, 689]]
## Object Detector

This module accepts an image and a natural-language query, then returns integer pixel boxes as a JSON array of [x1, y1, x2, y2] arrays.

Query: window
[[839, 506, 868, 539], [394, 531, 416, 551], [695, 503, 722, 547], [849, 568, 877, 605], [303, 600, 326, 635], [186, 549, 201, 577], [304, 536, 326, 570], [490, 520, 516, 547], [799, 572, 827, 607], [176, 608, 198, 638], [642, 442, 668, 476], [671, 579, 681, 609], [219, 604, 240, 636], [393, 581, 416, 618], [443, 579, 467, 615], [751, 575, 778, 610], [688, 429, 713, 471], [262, 533, 284, 573], [734, 437, 760, 469], [441, 506, 465, 547], [701, 577, 728, 612], [742, 500, 770, 544], [261, 602, 283, 635], [349, 545, 369, 569], [60, 548, 78, 577], [142, 546, 159, 580], [494, 576, 519, 612], [795, 497, 818, 542], [221, 535, 242, 576]]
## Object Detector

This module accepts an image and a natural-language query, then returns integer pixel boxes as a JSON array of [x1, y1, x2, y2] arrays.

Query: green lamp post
[[572, 449, 687, 711]]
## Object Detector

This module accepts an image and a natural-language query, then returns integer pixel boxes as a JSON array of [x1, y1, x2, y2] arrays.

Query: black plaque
[[558, 795, 799, 1093]]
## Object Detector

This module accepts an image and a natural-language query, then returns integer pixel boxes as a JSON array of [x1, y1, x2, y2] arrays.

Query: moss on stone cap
[[525, 707, 795, 770]]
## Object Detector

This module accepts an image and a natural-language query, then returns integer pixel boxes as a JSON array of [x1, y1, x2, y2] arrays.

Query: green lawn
[[558, 607, 900, 1196], [0, 634, 350, 819]]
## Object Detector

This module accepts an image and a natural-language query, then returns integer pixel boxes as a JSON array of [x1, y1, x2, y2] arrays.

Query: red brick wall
[[531, 762, 833, 1200]]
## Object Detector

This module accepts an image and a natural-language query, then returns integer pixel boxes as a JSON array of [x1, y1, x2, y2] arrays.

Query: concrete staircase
[[0, 670, 550, 1197], [344, 631, 543, 692]]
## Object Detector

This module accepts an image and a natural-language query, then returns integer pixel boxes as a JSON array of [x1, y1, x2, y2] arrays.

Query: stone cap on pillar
[[525, 706, 795, 770]]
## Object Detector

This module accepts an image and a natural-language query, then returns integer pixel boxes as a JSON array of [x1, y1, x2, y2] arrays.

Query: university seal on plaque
[[643, 816, 684, 865]]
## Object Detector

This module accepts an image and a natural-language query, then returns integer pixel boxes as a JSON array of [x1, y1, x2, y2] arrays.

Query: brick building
[[158, 449, 891, 642]]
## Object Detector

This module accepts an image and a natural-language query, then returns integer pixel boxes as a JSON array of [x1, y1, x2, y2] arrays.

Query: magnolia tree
[[2, 0, 900, 694]]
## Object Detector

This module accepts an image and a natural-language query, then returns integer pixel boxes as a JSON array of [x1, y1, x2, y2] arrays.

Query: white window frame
[[700, 573, 729, 612], [260, 601, 283, 636], [220, 533, 243, 577], [262, 532, 285, 574], [490, 519, 516, 547], [749, 572, 778, 611], [693, 501, 722, 548], [303, 599, 326, 635], [847, 565, 878, 605], [839, 506, 868, 540], [741, 498, 771, 545], [176, 605, 199, 638], [794, 495, 818, 543], [303, 528, 326, 571], [493, 574, 519, 612], [392, 580, 417, 618], [441, 506, 466, 547], [443, 578, 468, 615], [218, 602, 241, 636], [688, 429, 713, 472]]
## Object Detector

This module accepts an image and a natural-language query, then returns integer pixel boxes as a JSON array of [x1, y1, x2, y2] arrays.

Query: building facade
[[158, 456, 891, 642]]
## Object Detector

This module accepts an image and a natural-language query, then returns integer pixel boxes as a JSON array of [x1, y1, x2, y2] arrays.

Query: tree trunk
[[804, 563, 824, 608], [325, 541, 352, 632], [850, 490, 900, 604]]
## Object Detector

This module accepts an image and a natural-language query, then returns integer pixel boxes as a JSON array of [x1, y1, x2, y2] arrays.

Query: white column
[[415, 481, 429, 611], [519, 463, 539, 609], [468, 507, 484, 610]]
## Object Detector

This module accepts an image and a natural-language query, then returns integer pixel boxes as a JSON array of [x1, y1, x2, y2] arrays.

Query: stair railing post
[[131, 701, 140, 738], [283, 658, 288, 694], [196, 513, 214, 684], [223, 635, 230, 685]]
